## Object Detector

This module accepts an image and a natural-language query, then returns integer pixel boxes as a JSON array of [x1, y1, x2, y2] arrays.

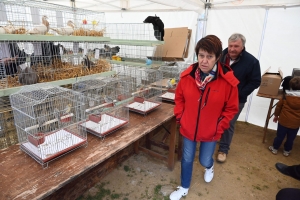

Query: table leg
[[167, 117, 176, 170], [263, 98, 275, 143]]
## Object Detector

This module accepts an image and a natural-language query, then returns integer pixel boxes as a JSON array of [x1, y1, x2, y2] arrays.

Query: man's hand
[[273, 116, 278, 123], [0, 57, 17, 64]]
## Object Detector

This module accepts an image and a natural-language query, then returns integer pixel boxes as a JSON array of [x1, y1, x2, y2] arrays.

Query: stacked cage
[[114, 66, 163, 115], [0, 0, 105, 36], [73, 77, 131, 139], [103, 23, 163, 67], [0, 96, 18, 149], [10, 83, 87, 167], [0, 0, 110, 88]]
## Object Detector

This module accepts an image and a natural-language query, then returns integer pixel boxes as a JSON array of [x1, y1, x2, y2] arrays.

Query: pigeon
[[50, 20, 75, 36], [104, 95, 113, 103]]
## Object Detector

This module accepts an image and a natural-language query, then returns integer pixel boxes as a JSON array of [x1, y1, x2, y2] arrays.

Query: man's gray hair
[[229, 33, 246, 46]]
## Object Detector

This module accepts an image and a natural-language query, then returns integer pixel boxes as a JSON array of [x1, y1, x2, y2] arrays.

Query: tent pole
[[193, 1, 210, 62], [245, 8, 269, 122], [202, 1, 210, 37]]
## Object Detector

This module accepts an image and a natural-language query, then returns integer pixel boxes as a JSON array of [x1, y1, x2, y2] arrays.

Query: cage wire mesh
[[113, 66, 163, 115], [0, 96, 18, 149], [157, 62, 191, 102], [0, 0, 106, 36], [102, 23, 163, 64], [0, 0, 110, 88], [73, 76, 130, 138], [0, 40, 112, 88], [10, 83, 87, 167]]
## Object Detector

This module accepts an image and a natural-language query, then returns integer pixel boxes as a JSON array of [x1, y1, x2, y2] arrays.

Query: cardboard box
[[257, 67, 283, 96], [154, 27, 192, 61]]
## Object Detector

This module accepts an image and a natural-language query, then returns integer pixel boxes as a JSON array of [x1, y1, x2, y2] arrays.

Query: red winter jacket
[[174, 62, 239, 142]]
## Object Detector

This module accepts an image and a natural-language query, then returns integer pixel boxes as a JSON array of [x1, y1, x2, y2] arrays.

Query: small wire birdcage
[[10, 83, 87, 168], [73, 76, 130, 139], [157, 62, 191, 102], [113, 66, 163, 115]]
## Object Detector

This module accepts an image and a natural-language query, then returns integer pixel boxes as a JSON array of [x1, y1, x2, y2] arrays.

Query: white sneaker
[[169, 186, 189, 200], [204, 164, 214, 183]]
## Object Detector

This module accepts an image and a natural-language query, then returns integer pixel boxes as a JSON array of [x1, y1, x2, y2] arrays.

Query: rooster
[[50, 20, 75, 36], [29, 16, 49, 35]]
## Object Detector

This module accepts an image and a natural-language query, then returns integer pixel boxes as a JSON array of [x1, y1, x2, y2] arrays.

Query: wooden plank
[[0, 102, 174, 200], [138, 146, 167, 161]]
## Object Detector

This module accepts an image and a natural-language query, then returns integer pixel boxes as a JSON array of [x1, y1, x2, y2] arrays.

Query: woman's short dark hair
[[195, 35, 223, 60], [289, 77, 300, 90]]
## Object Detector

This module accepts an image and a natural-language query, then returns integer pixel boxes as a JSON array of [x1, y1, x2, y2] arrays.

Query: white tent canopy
[[36, 0, 300, 133], [39, 0, 300, 12]]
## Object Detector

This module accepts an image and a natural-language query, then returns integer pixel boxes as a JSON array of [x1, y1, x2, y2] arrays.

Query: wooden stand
[[257, 90, 283, 143], [0, 103, 179, 200]]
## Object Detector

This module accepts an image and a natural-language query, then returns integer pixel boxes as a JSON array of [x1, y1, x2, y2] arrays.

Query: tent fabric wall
[[206, 6, 300, 134]]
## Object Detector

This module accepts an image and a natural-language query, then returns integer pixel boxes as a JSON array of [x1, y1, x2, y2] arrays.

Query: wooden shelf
[[108, 59, 163, 68], [1, 34, 164, 47], [0, 71, 115, 97], [108, 39, 164, 47]]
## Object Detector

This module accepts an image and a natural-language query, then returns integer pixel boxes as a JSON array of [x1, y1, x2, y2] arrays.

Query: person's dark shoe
[[276, 163, 300, 181], [275, 163, 291, 176]]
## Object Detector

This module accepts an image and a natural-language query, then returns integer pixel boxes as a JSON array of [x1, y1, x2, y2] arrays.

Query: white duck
[[50, 20, 75, 36], [0, 23, 15, 34], [29, 16, 49, 35]]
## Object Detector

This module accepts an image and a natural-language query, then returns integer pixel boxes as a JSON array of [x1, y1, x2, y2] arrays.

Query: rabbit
[[18, 67, 38, 85]]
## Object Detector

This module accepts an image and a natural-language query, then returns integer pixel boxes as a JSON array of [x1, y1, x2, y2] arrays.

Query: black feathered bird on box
[[143, 15, 164, 41]]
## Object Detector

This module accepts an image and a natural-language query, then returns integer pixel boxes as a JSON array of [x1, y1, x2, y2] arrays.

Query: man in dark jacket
[[217, 33, 261, 162], [0, 42, 26, 78]]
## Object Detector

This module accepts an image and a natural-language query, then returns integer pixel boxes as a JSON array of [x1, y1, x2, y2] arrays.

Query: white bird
[[50, 20, 75, 36], [0, 24, 14, 34], [29, 16, 49, 35]]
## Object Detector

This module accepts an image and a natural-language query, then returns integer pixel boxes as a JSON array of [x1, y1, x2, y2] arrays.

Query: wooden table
[[0, 102, 180, 200], [257, 90, 283, 143]]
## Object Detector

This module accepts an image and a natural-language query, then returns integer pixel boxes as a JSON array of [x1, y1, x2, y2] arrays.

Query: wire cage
[[113, 66, 163, 115], [0, 96, 18, 149], [73, 76, 131, 139], [157, 62, 190, 102], [0, 0, 106, 36], [10, 83, 87, 168], [99, 23, 163, 65], [0, 40, 112, 88]]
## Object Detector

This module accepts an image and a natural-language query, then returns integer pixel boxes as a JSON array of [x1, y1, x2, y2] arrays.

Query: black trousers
[[276, 188, 300, 200]]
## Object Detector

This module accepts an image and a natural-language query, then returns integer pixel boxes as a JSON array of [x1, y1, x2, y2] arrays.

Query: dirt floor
[[77, 121, 300, 200]]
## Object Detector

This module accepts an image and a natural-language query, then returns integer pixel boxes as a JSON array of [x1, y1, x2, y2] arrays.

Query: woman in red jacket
[[170, 35, 239, 200]]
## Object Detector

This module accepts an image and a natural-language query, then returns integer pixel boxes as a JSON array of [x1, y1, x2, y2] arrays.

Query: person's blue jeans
[[273, 123, 299, 152], [218, 103, 245, 154], [181, 136, 217, 188]]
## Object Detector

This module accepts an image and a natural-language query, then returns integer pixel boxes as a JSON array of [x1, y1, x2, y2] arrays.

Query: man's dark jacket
[[221, 48, 261, 103]]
